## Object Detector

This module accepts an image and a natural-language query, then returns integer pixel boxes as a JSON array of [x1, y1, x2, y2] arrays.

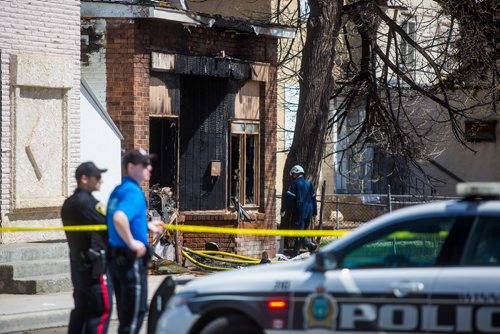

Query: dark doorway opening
[[149, 117, 178, 200], [179, 75, 230, 211]]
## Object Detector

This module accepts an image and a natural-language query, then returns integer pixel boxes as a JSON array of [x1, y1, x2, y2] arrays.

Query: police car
[[154, 183, 500, 333]]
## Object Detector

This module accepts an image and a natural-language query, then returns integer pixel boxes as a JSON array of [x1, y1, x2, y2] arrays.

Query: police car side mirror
[[313, 252, 337, 272]]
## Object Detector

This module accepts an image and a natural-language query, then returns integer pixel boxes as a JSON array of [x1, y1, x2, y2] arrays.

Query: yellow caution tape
[[163, 224, 350, 237], [0, 224, 350, 237]]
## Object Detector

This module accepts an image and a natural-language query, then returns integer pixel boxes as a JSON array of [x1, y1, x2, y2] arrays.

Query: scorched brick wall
[[105, 18, 278, 257]]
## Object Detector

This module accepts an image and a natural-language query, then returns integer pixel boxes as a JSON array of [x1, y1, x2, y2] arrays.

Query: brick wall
[[105, 18, 278, 257], [181, 213, 240, 253], [0, 0, 80, 242], [106, 19, 150, 152], [145, 21, 269, 62], [235, 221, 276, 258], [181, 212, 274, 258], [262, 58, 277, 227]]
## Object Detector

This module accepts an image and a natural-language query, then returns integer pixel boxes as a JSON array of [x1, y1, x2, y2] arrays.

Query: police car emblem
[[303, 285, 337, 329]]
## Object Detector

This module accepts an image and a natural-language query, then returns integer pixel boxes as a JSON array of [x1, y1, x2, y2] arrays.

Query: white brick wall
[[0, 0, 80, 241]]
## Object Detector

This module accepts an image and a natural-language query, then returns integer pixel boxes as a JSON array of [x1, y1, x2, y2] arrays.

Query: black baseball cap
[[75, 161, 107, 180], [122, 149, 155, 167]]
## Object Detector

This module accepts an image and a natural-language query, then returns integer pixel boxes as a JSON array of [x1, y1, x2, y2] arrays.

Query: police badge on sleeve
[[303, 285, 338, 330], [95, 201, 106, 216]]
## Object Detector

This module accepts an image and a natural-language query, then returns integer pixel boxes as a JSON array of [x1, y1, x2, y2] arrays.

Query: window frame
[[464, 120, 497, 143], [229, 120, 260, 208], [336, 217, 459, 269], [462, 216, 500, 266], [298, 0, 310, 21], [283, 84, 300, 151], [400, 19, 417, 73]]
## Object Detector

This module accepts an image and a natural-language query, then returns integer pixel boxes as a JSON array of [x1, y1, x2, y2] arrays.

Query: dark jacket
[[285, 176, 317, 223], [61, 188, 108, 264]]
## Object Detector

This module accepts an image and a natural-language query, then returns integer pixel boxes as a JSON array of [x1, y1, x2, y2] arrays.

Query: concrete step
[[0, 258, 70, 280], [0, 241, 68, 263], [0, 273, 72, 294], [0, 241, 71, 294]]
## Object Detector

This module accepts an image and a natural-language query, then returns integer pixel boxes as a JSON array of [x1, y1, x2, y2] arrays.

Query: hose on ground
[[181, 247, 277, 271]]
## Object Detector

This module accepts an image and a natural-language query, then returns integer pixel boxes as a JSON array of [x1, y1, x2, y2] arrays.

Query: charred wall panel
[[179, 76, 232, 210], [150, 72, 180, 116]]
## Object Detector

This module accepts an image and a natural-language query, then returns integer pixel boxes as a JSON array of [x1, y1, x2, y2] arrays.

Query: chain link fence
[[277, 191, 460, 231], [314, 193, 460, 230]]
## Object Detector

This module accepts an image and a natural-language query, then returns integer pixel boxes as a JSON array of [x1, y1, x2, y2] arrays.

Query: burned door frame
[[150, 53, 269, 212], [149, 115, 180, 206], [149, 70, 181, 207]]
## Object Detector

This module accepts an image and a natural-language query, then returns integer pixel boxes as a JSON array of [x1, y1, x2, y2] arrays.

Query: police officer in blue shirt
[[107, 149, 163, 334], [284, 165, 318, 257]]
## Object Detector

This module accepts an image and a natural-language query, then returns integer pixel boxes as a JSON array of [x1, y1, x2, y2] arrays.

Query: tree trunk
[[281, 0, 343, 202]]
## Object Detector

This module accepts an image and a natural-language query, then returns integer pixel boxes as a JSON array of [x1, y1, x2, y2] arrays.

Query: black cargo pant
[[109, 248, 148, 334], [69, 264, 113, 334]]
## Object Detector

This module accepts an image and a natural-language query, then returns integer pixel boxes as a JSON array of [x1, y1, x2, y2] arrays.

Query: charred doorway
[[179, 75, 231, 211], [149, 117, 178, 200]]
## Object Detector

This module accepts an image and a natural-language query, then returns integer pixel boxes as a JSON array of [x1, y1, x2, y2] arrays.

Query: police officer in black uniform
[[61, 161, 112, 334]]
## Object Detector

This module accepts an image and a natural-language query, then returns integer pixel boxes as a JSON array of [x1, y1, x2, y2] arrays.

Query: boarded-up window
[[150, 72, 179, 116], [230, 121, 260, 206], [235, 81, 260, 120], [465, 120, 497, 142]]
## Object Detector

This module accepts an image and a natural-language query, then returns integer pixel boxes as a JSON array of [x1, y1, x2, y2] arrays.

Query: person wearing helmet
[[284, 165, 318, 257]]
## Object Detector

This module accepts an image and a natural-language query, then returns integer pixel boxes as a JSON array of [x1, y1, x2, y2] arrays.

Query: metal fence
[[277, 188, 459, 231], [315, 192, 460, 230]]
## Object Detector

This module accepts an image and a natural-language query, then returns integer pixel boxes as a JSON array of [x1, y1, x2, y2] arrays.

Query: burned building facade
[[81, 1, 293, 257]]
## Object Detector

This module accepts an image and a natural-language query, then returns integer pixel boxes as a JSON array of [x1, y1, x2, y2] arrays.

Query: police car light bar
[[456, 182, 500, 199]]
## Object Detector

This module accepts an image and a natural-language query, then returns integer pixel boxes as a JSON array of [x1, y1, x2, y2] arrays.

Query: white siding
[[80, 89, 121, 204]]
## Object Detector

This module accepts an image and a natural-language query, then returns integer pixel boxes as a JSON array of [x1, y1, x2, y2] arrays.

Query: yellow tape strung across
[[0, 224, 350, 237], [163, 224, 350, 237]]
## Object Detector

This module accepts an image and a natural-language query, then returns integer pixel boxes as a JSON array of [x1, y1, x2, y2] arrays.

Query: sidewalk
[[0, 273, 198, 334]]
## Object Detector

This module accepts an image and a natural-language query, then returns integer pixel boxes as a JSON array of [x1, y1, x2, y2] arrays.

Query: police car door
[[430, 216, 500, 334], [293, 217, 459, 333]]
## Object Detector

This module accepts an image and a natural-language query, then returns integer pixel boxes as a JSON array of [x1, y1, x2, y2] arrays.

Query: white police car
[[154, 183, 500, 333]]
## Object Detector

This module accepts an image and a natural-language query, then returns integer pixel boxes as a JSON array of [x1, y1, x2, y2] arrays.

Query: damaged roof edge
[[81, 2, 296, 39], [151, 7, 216, 27], [81, 78, 124, 140], [250, 25, 295, 39]]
